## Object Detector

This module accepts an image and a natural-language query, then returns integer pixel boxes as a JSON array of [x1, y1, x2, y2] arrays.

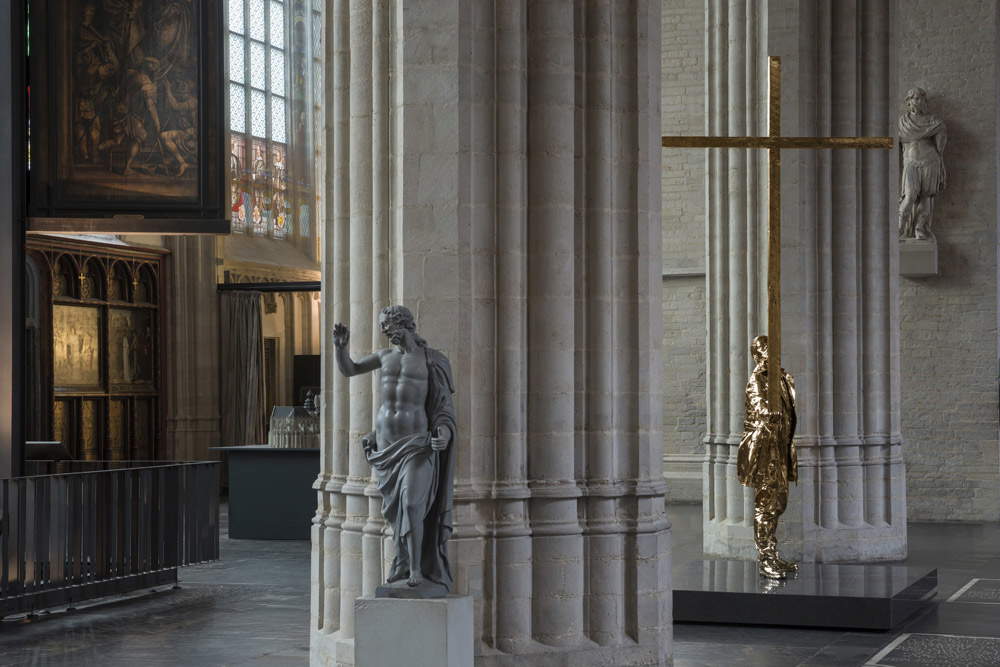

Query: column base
[[704, 517, 908, 562], [355, 595, 473, 667]]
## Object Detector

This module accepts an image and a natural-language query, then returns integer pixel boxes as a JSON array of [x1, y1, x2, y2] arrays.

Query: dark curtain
[[220, 291, 266, 445]]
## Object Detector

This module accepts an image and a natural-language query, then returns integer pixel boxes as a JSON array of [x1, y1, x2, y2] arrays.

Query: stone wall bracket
[[900, 237, 939, 278]]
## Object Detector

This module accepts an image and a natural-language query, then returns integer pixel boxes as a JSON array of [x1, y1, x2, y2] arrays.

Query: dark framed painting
[[28, 0, 229, 233]]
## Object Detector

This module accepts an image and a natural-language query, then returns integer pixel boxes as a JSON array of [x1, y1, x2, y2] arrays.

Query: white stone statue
[[898, 87, 947, 240]]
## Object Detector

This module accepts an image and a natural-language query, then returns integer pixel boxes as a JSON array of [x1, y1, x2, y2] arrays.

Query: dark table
[[210, 445, 320, 540]]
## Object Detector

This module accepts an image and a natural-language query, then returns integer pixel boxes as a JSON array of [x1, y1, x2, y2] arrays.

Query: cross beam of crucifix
[[662, 57, 893, 409]]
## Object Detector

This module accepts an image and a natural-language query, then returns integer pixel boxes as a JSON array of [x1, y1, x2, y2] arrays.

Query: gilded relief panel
[[53, 305, 102, 387], [81, 399, 99, 460], [53, 400, 68, 447], [109, 308, 155, 387]]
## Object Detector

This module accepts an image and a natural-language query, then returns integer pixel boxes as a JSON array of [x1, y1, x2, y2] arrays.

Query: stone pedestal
[[354, 596, 473, 667], [899, 238, 939, 277]]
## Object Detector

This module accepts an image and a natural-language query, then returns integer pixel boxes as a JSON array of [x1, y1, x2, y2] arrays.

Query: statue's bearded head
[[379, 305, 417, 346], [904, 87, 927, 114], [750, 335, 769, 367]]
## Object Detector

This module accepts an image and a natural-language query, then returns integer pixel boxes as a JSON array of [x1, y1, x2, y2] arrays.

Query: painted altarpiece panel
[[52, 305, 102, 389], [28, 0, 228, 233]]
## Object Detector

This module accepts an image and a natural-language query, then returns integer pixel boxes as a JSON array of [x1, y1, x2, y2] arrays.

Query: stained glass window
[[230, 134, 248, 232], [228, 0, 317, 242]]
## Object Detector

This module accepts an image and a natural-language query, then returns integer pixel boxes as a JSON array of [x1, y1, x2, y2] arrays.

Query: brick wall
[[895, 0, 1000, 521], [661, 0, 707, 501]]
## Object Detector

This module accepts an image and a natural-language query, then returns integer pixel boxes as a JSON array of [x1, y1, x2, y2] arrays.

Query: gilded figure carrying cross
[[662, 57, 893, 579]]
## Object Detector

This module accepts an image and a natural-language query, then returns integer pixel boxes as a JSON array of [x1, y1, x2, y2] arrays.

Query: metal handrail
[[1, 461, 220, 618]]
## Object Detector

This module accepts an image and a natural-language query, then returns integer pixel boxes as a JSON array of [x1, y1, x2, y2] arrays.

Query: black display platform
[[211, 446, 320, 540], [674, 559, 937, 630]]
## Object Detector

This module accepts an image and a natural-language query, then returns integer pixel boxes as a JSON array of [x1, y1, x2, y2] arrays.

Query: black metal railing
[[1, 461, 220, 617]]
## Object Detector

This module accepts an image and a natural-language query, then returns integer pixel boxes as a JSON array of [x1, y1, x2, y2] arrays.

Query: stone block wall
[[894, 0, 1000, 521], [661, 0, 708, 502]]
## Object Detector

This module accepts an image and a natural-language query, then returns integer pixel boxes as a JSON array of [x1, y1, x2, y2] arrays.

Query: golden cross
[[661, 57, 893, 409]]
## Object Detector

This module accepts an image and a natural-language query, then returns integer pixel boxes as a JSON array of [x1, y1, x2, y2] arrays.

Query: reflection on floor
[[1, 503, 998, 666], [0, 505, 310, 667]]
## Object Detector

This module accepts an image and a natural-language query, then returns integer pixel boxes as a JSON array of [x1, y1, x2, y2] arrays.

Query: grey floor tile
[[865, 632, 1000, 667]]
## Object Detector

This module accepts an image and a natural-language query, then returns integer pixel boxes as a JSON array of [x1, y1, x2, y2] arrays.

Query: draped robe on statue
[[738, 365, 798, 490], [738, 360, 798, 574], [899, 110, 947, 197], [365, 347, 456, 589]]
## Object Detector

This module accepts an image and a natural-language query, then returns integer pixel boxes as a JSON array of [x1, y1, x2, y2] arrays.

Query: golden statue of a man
[[738, 335, 798, 579]]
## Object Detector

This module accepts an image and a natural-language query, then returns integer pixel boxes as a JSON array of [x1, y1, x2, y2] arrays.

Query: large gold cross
[[662, 57, 893, 409]]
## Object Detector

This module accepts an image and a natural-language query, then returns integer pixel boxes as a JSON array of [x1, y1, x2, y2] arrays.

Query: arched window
[[228, 0, 320, 246]]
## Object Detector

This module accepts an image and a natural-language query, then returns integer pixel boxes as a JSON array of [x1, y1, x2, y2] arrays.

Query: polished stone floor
[[0, 503, 997, 666], [0, 506, 311, 666]]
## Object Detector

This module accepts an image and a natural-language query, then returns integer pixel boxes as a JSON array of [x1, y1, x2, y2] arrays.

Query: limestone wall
[[894, 0, 1000, 521], [661, 0, 707, 502]]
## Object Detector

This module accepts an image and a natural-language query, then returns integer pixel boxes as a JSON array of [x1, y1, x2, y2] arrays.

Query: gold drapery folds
[[738, 335, 799, 579]]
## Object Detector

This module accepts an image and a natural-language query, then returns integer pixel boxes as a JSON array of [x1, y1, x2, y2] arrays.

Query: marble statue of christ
[[332, 305, 456, 598]]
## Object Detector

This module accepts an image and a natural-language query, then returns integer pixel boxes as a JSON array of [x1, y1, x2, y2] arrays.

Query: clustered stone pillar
[[162, 236, 221, 461], [310, 1, 671, 665], [703, 0, 906, 563], [702, 0, 769, 556]]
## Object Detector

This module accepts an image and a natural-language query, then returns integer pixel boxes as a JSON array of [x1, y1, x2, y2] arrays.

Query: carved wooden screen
[[26, 237, 167, 461]]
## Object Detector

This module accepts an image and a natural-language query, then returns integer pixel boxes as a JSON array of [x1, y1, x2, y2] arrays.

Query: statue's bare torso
[[375, 347, 429, 447], [902, 136, 941, 168]]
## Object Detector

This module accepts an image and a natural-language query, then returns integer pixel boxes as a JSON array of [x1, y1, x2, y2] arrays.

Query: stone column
[[162, 236, 221, 461], [703, 0, 906, 562], [702, 0, 768, 558], [311, 1, 671, 665]]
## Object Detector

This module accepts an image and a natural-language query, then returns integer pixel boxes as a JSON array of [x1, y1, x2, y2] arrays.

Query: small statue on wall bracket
[[738, 336, 799, 580], [332, 305, 456, 599], [898, 87, 947, 240]]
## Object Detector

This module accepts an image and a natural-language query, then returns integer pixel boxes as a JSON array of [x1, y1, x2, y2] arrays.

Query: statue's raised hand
[[332, 322, 350, 348]]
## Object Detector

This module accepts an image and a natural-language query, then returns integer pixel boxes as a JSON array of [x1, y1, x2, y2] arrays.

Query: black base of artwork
[[673, 559, 937, 630], [376, 580, 449, 600]]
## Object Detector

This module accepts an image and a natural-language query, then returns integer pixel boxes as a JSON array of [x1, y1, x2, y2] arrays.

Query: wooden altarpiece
[[25, 236, 168, 461]]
